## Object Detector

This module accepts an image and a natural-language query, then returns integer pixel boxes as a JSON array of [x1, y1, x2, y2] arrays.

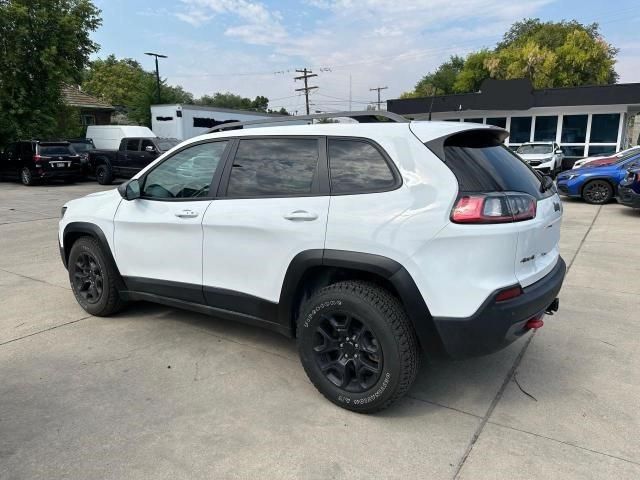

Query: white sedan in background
[[572, 145, 640, 169]]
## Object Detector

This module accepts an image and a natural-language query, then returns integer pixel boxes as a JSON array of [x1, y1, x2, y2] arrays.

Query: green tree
[[194, 92, 273, 112], [83, 55, 193, 126], [402, 56, 465, 98], [401, 18, 618, 97], [0, 0, 101, 144]]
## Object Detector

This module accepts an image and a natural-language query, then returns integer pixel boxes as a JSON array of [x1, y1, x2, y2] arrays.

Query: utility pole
[[145, 52, 167, 104], [369, 86, 388, 111], [294, 68, 318, 115]]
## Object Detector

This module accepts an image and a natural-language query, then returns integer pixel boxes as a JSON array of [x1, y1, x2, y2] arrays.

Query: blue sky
[[92, 0, 640, 112]]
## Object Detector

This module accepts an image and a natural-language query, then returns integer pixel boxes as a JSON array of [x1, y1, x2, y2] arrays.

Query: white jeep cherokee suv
[[59, 115, 565, 413]]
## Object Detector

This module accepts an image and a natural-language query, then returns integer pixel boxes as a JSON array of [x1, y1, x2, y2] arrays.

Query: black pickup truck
[[88, 137, 180, 184]]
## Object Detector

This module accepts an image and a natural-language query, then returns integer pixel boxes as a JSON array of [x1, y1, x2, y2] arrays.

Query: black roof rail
[[206, 110, 409, 133]]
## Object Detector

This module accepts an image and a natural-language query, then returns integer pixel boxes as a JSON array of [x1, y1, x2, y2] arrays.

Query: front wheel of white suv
[[68, 236, 125, 316], [297, 280, 420, 413]]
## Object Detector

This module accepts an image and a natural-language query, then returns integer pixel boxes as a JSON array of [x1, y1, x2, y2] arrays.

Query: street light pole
[[144, 52, 167, 104]]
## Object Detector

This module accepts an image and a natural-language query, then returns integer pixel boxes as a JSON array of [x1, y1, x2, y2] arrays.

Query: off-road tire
[[68, 236, 125, 316], [95, 163, 113, 185], [298, 280, 420, 413]]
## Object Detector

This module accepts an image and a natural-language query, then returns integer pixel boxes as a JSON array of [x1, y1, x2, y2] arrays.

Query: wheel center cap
[[342, 342, 356, 356]]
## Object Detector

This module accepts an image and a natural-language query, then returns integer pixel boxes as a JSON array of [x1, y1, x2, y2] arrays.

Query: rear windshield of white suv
[[436, 131, 551, 200]]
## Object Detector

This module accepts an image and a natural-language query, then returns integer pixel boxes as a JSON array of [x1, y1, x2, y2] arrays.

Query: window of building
[[561, 146, 586, 158], [534, 116, 558, 142], [509, 117, 532, 143], [226, 138, 319, 197], [590, 114, 620, 143], [561, 115, 588, 143], [328, 139, 396, 194], [486, 117, 507, 128], [587, 145, 617, 157], [81, 114, 96, 126], [143, 141, 228, 199], [463, 118, 483, 123]]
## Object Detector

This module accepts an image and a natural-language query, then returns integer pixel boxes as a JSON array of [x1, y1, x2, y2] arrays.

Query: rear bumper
[[617, 186, 640, 208], [36, 168, 82, 179], [432, 256, 566, 359]]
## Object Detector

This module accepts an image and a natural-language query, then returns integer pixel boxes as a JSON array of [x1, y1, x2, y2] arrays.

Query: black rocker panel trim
[[122, 291, 289, 336], [123, 276, 205, 304], [204, 285, 279, 323]]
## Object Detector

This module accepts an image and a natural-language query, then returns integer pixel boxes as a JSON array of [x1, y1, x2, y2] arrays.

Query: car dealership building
[[387, 79, 640, 163]]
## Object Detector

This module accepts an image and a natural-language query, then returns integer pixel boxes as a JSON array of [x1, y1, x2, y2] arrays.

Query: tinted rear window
[[40, 145, 73, 155], [439, 131, 548, 199], [328, 139, 397, 194]]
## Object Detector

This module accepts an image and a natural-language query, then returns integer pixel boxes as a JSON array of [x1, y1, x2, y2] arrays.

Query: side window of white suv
[[225, 138, 320, 197], [142, 141, 228, 199], [328, 138, 398, 194]]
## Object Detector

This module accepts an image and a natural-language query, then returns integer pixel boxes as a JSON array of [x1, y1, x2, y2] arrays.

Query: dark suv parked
[[0, 141, 82, 186]]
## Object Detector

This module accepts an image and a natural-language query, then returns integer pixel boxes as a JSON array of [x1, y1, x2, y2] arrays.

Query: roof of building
[[62, 85, 114, 110], [387, 79, 640, 116]]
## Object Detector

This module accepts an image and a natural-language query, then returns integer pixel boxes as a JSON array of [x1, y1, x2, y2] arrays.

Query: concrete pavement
[[0, 181, 638, 479]]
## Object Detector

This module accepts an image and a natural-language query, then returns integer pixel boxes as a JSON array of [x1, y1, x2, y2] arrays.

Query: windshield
[[517, 144, 553, 155], [156, 138, 180, 151], [39, 145, 74, 155], [70, 142, 93, 152]]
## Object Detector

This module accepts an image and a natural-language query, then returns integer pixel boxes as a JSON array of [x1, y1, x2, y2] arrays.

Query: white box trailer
[[86, 125, 156, 150], [151, 104, 305, 141]]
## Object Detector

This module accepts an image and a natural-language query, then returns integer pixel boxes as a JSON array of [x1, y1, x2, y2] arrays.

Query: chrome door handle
[[284, 210, 318, 221], [175, 209, 199, 218]]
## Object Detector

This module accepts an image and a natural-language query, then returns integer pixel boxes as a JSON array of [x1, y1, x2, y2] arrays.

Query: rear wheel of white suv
[[68, 236, 125, 316], [298, 280, 420, 413]]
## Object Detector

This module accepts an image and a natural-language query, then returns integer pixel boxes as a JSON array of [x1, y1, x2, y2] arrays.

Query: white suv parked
[[59, 114, 565, 413]]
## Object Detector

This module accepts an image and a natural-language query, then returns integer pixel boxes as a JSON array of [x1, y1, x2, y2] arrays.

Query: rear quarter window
[[328, 139, 398, 194]]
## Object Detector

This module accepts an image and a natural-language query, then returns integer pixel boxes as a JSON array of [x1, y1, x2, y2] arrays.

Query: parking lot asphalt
[[1, 181, 639, 480]]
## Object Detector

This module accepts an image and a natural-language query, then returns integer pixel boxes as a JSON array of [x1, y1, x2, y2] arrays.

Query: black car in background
[[66, 138, 95, 176], [0, 140, 82, 186]]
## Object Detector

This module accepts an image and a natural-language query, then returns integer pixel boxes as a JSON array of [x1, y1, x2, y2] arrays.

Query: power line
[[369, 86, 388, 111], [294, 68, 319, 115]]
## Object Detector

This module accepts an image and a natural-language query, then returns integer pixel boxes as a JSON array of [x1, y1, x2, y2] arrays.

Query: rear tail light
[[33, 154, 41, 167], [451, 193, 537, 224]]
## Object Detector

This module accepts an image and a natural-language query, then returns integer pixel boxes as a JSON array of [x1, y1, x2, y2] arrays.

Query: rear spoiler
[[424, 127, 510, 161]]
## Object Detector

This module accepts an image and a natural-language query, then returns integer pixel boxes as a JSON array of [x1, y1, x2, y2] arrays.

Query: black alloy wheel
[[72, 252, 104, 304], [582, 180, 613, 204], [313, 313, 383, 393]]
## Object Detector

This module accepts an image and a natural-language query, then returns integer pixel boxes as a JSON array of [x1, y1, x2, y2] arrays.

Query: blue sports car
[[556, 152, 640, 204]]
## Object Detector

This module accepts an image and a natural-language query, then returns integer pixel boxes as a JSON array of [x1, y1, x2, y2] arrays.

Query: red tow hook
[[525, 315, 544, 330]]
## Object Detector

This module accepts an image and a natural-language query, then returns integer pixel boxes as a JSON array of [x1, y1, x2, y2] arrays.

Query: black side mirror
[[118, 178, 141, 201], [540, 175, 554, 193]]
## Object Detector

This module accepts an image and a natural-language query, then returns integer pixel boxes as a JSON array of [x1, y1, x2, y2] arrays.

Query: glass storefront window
[[590, 114, 620, 143], [510, 117, 532, 143], [534, 116, 558, 141], [463, 118, 483, 123], [486, 117, 507, 128], [587, 145, 617, 157], [561, 146, 586, 158], [561, 115, 588, 143]]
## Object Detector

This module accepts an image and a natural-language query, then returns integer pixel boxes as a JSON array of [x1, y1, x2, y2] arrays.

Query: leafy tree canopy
[[402, 18, 618, 97], [0, 0, 101, 143]]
